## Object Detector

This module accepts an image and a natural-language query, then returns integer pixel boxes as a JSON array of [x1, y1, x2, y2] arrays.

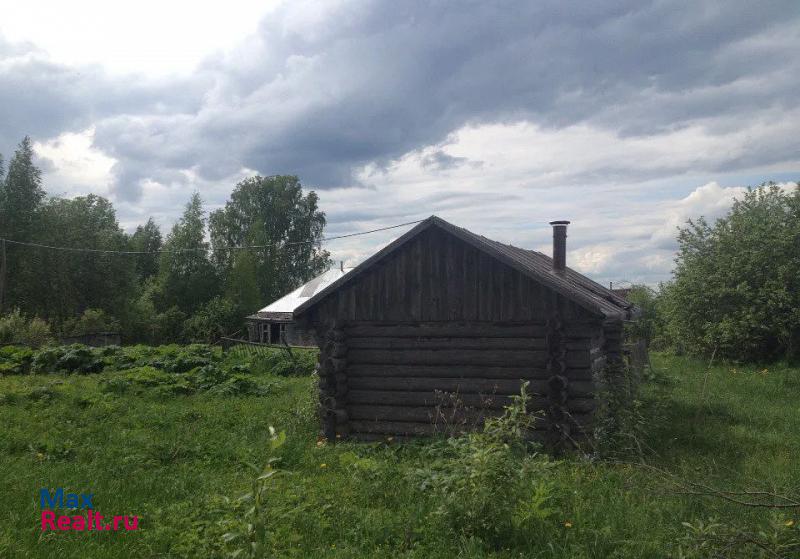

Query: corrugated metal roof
[[253, 267, 349, 316], [294, 216, 635, 320]]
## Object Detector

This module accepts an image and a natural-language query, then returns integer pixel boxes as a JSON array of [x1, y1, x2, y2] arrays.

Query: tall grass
[[0, 351, 798, 557]]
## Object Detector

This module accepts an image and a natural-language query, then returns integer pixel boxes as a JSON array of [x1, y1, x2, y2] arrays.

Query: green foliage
[[661, 182, 800, 361], [27, 194, 137, 325], [0, 346, 34, 375], [0, 136, 44, 241], [222, 426, 287, 559], [415, 383, 555, 546], [31, 344, 104, 374], [0, 140, 331, 347], [0, 309, 53, 346], [157, 192, 219, 314], [129, 217, 162, 282], [209, 175, 330, 305], [225, 251, 263, 318], [624, 284, 664, 347], [0, 351, 798, 558], [183, 296, 241, 343], [61, 308, 120, 336]]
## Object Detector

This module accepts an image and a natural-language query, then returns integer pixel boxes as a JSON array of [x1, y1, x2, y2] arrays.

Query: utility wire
[[0, 219, 425, 255]]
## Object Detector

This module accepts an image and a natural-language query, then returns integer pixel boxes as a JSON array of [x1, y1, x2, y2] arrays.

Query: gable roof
[[294, 216, 635, 320], [247, 267, 349, 321]]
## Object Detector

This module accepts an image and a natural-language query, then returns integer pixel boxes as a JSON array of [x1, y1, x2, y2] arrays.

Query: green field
[[0, 347, 798, 558]]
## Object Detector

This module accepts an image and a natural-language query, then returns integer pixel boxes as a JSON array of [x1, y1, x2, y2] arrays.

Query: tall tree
[[0, 137, 44, 240], [0, 137, 46, 313], [157, 193, 219, 314], [209, 175, 330, 305], [130, 218, 163, 282]]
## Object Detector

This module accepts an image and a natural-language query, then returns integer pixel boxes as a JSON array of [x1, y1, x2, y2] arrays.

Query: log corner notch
[[545, 315, 570, 447], [318, 321, 349, 441]]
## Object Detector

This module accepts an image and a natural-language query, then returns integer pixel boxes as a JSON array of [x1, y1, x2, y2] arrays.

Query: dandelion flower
[[320, 463, 327, 468]]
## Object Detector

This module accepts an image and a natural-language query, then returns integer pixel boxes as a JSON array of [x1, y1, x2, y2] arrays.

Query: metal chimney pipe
[[549, 220, 570, 274]]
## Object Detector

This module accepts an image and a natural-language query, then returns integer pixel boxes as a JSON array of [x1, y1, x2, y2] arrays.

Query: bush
[[0, 309, 54, 347], [661, 183, 800, 361], [414, 384, 557, 547], [31, 345, 103, 374], [183, 296, 241, 343], [61, 308, 120, 337], [0, 346, 35, 375]]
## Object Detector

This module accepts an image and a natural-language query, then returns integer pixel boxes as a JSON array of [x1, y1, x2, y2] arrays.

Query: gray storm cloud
[[2, 0, 799, 199]]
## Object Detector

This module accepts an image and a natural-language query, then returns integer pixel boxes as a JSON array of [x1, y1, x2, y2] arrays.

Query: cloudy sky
[[2, 0, 799, 286]]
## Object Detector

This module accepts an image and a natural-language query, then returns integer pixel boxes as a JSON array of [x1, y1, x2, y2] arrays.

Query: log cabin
[[293, 216, 638, 445]]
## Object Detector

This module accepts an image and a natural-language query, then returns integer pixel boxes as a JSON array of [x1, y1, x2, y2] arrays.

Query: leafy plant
[[415, 383, 556, 547], [222, 426, 287, 558]]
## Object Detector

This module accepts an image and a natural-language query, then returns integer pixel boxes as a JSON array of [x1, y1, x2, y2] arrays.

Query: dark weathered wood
[[348, 404, 498, 423], [346, 389, 597, 412], [347, 336, 548, 350], [347, 363, 594, 380], [347, 376, 594, 396], [348, 348, 548, 367], [345, 322, 547, 338]]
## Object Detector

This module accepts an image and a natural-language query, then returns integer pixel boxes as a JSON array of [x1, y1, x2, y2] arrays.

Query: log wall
[[319, 320, 601, 440]]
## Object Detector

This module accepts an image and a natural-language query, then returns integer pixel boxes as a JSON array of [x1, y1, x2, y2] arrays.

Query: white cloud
[[33, 128, 116, 197], [0, 0, 282, 76]]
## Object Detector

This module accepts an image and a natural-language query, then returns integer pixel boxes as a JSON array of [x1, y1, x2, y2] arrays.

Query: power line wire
[[0, 219, 425, 255]]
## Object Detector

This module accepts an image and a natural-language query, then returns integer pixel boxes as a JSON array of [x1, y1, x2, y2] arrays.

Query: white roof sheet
[[258, 267, 349, 314]]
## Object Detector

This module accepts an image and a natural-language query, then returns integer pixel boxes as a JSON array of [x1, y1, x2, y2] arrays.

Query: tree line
[[0, 137, 330, 344]]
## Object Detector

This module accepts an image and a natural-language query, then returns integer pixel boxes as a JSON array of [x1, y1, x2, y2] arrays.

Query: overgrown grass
[[0, 351, 798, 558]]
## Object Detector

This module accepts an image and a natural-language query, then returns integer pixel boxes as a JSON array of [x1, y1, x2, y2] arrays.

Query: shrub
[[182, 296, 241, 343], [61, 308, 120, 337], [0, 346, 35, 375], [661, 182, 800, 361], [31, 345, 103, 374], [415, 384, 557, 547], [0, 309, 54, 347]]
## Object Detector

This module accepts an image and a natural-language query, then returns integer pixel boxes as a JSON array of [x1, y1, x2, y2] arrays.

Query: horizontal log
[[347, 364, 594, 381], [348, 404, 499, 424], [348, 348, 546, 367], [346, 390, 597, 413], [344, 321, 601, 339], [347, 336, 548, 350], [347, 376, 595, 397], [346, 322, 547, 338], [349, 348, 593, 368]]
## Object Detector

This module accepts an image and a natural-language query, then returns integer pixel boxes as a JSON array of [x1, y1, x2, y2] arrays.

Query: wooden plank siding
[[306, 227, 595, 324]]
